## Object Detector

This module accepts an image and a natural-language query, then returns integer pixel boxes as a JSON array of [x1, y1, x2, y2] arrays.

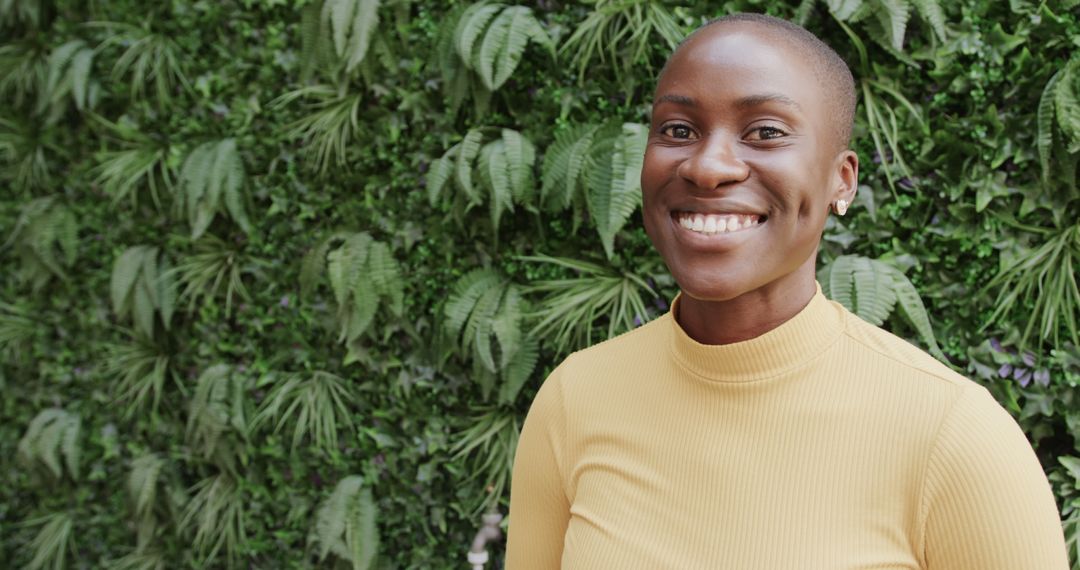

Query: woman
[[505, 13, 1068, 570]]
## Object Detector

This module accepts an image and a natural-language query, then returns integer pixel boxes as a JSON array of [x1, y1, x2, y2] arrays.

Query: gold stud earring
[[834, 199, 849, 216]]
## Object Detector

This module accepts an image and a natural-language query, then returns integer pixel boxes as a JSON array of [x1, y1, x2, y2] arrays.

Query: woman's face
[[641, 25, 857, 303]]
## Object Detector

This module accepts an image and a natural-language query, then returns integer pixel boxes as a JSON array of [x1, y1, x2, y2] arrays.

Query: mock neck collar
[[666, 282, 846, 383]]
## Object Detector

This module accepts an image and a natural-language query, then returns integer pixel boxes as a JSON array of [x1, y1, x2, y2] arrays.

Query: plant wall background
[[2, 0, 1079, 568]]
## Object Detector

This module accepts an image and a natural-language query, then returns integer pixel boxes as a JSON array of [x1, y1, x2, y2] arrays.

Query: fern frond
[[42, 39, 95, 113], [17, 408, 81, 480], [321, 0, 381, 72], [475, 6, 550, 90], [111, 245, 174, 339], [3, 196, 77, 290], [177, 139, 250, 239], [186, 364, 249, 465], [586, 122, 647, 259], [455, 2, 503, 70], [541, 123, 599, 211], [315, 476, 379, 569], [910, 0, 946, 41]]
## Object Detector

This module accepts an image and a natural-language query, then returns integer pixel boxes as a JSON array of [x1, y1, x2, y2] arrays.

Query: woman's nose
[[676, 137, 750, 191]]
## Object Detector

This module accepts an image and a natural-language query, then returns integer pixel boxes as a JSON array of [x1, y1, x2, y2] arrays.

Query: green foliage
[[819, 254, 944, 359], [110, 245, 176, 340], [42, 39, 96, 115], [178, 473, 247, 567], [2, 195, 76, 291], [444, 268, 538, 403], [275, 85, 364, 174], [175, 138, 251, 239], [94, 22, 190, 104], [521, 254, 658, 355], [539, 122, 648, 257], [315, 475, 379, 570], [2, 1, 1079, 567], [982, 222, 1080, 348], [103, 335, 174, 417], [300, 231, 404, 362], [90, 115, 175, 208], [17, 408, 81, 481], [22, 511, 76, 570], [429, 128, 538, 233], [436, 2, 553, 113], [185, 364, 250, 468], [561, 0, 683, 89], [254, 370, 357, 453], [170, 234, 256, 317], [450, 410, 519, 516]]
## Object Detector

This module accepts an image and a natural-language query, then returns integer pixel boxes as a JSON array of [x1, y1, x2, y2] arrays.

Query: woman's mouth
[[672, 211, 765, 235]]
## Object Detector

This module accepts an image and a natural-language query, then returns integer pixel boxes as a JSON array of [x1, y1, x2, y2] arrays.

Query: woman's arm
[[920, 385, 1068, 569], [506, 365, 572, 569]]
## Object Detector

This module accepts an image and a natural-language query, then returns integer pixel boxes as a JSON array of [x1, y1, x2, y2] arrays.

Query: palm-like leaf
[[17, 408, 81, 480], [21, 511, 75, 570], [178, 473, 247, 567], [0, 40, 47, 109], [176, 138, 251, 239], [450, 410, 519, 515], [315, 475, 379, 569], [982, 223, 1080, 348], [168, 234, 256, 317], [819, 254, 944, 358], [90, 114, 175, 208], [104, 335, 174, 418], [253, 370, 357, 453], [0, 115, 54, 190], [92, 22, 190, 104], [275, 85, 363, 174], [560, 0, 683, 88], [520, 254, 657, 356]]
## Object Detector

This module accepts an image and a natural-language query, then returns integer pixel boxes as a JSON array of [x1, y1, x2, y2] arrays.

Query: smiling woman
[[505, 12, 1068, 570]]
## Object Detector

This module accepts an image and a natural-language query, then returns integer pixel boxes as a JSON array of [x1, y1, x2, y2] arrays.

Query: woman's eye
[[661, 124, 695, 140], [749, 126, 788, 140]]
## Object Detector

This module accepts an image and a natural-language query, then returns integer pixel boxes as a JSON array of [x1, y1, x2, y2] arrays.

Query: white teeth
[[675, 212, 761, 234]]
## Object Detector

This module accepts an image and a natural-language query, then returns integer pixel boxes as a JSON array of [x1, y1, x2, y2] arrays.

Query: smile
[[672, 211, 765, 235]]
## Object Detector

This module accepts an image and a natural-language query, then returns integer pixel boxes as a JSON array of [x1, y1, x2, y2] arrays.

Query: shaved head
[[659, 13, 857, 152]]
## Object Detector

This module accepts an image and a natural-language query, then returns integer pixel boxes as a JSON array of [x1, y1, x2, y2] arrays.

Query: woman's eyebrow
[[656, 94, 695, 106], [735, 93, 802, 111]]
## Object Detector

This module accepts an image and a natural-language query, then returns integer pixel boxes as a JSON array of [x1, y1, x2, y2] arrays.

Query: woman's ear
[[831, 149, 859, 205]]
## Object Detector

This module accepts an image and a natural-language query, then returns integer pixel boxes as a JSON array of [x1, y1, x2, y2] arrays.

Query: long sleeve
[[506, 364, 571, 569], [920, 385, 1068, 569]]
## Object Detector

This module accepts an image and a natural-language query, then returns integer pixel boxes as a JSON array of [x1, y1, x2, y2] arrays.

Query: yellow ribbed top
[[506, 286, 1068, 569]]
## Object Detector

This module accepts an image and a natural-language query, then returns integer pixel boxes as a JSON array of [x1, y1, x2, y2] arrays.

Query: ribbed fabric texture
[[506, 285, 1068, 569]]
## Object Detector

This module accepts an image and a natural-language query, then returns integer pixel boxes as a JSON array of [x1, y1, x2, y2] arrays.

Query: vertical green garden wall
[[1, 0, 1078, 567]]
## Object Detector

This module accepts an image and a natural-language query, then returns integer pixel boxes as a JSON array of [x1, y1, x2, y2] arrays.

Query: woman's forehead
[[655, 27, 826, 110]]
